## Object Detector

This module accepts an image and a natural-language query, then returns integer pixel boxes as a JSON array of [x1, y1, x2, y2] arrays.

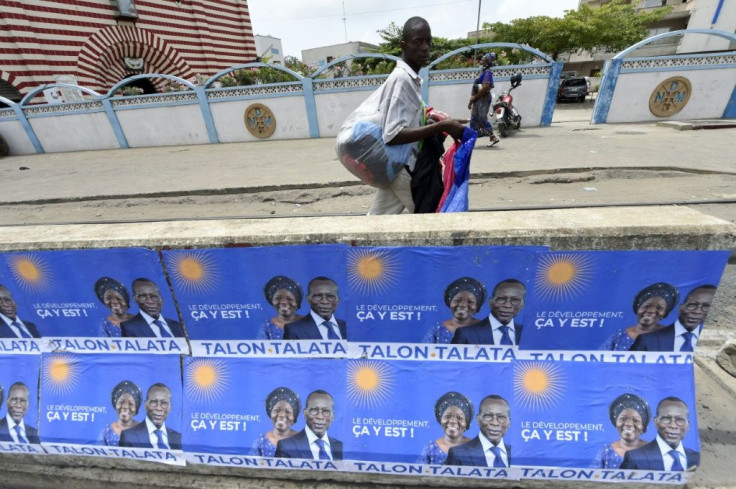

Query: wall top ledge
[[0, 206, 733, 252]]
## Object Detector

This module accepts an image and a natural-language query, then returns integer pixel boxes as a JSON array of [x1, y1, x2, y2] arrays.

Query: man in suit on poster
[[446, 395, 511, 467], [284, 277, 346, 340], [120, 278, 185, 338], [451, 279, 525, 346], [275, 389, 343, 460], [620, 397, 700, 471], [630, 285, 716, 352], [0, 285, 41, 338], [119, 383, 181, 450], [0, 382, 40, 444]]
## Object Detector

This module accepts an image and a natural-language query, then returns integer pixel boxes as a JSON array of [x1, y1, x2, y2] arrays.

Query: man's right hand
[[440, 119, 468, 140]]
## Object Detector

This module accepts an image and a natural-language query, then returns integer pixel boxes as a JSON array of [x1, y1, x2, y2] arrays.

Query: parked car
[[557, 77, 589, 103]]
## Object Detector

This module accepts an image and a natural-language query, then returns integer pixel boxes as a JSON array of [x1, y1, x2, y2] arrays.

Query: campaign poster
[[511, 360, 697, 471], [183, 356, 346, 470], [521, 250, 729, 351], [0, 248, 186, 353], [344, 359, 515, 472], [39, 352, 183, 464], [0, 354, 43, 455], [162, 245, 348, 354], [345, 246, 543, 345]]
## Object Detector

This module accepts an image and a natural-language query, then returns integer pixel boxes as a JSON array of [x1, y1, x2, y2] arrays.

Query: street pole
[[474, 0, 482, 67]]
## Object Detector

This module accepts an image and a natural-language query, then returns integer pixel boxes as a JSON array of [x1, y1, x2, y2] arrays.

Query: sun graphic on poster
[[347, 249, 400, 296], [7, 253, 54, 294], [167, 251, 219, 295], [534, 253, 595, 302], [346, 360, 395, 408], [513, 361, 565, 412], [185, 358, 230, 402], [42, 354, 81, 396]]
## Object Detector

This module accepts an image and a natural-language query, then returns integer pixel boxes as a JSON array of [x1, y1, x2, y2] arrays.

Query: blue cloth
[[100, 423, 121, 446], [599, 329, 635, 351], [591, 443, 624, 468], [251, 433, 276, 457], [256, 319, 284, 340], [100, 318, 122, 338], [440, 127, 477, 213], [417, 439, 448, 465], [422, 322, 455, 344]]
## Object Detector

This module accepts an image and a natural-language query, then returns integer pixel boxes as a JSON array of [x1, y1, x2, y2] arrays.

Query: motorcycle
[[493, 73, 522, 137]]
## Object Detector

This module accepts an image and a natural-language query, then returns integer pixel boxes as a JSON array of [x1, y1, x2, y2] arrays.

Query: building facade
[[0, 0, 256, 101], [254, 35, 284, 64], [301, 41, 379, 69]]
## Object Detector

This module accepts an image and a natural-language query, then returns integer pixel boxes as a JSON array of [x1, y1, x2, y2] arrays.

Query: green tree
[[483, 0, 671, 60]]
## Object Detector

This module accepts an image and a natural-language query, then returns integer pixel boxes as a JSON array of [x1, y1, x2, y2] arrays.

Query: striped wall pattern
[[0, 0, 256, 96]]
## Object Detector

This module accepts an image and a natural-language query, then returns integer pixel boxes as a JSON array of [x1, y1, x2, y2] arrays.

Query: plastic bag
[[437, 127, 477, 213], [335, 90, 412, 188]]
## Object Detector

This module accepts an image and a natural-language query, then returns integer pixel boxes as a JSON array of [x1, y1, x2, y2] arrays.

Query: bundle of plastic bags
[[437, 127, 477, 213]]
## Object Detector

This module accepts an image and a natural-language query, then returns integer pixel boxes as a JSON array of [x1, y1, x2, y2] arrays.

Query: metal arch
[[309, 53, 401, 79], [613, 28, 736, 59], [0, 95, 44, 153], [107, 73, 197, 95], [428, 42, 554, 70], [206, 62, 305, 87], [19, 84, 104, 106]]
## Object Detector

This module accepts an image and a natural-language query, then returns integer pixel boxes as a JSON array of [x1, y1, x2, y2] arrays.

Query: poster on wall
[[0, 248, 187, 353], [520, 250, 729, 352], [183, 356, 346, 470], [162, 245, 348, 357], [39, 352, 184, 465], [0, 353, 43, 455], [344, 246, 543, 351]]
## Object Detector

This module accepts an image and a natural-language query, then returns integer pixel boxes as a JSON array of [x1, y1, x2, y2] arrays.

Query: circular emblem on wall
[[244, 103, 276, 138], [649, 76, 692, 117]]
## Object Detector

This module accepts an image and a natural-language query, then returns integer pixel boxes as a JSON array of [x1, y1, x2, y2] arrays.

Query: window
[[271, 48, 280, 55]]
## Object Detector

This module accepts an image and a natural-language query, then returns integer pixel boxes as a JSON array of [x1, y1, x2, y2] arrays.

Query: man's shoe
[[487, 135, 500, 147]]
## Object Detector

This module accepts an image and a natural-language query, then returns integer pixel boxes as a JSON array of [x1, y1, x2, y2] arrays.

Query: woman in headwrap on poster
[[100, 380, 142, 446], [591, 393, 651, 468], [599, 282, 678, 351], [252, 387, 301, 457], [94, 277, 135, 337], [423, 277, 486, 343], [418, 391, 473, 465], [256, 276, 305, 340]]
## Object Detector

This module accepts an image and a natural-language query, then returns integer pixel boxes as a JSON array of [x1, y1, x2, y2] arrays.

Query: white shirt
[[305, 425, 333, 460], [378, 59, 422, 170], [145, 416, 170, 449], [673, 319, 702, 352], [656, 435, 687, 470], [310, 310, 342, 340], [5, 416, 27, 443], [489, 314, 518, 346], [139, 310, 174, 338], [479, 434, 509, 467], [0, 313, 33, 338]]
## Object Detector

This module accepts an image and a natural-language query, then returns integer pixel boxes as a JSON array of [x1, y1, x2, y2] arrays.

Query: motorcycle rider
[[468, 52, 500, 147]]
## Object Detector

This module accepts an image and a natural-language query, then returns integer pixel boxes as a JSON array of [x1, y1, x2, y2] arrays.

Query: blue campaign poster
[[343, 359, 514, 464], [345, 246, 543, 343], [39, 353, 182, 447], [162, 245, 348, 341], [511, 360, 698, 469], [521, 250, 729, 351], [0, 354, 41, 446], [0, 248, 177, 338], [182, 357, 346, 457]]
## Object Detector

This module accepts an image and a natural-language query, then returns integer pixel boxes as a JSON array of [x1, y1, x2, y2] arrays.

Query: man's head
[[654, 397, 689, 449], [132, 278, 163, 318], [307, 277, 339, 321], [489, 279, 526, 325], [678, 285, 716, 332], [144, 383, 172, 428], [304, 389, 334, 438], [477, 395, 510, 445], [7, 382, 29, 424], [0, 286, 18, 320], [400, 17, 432, 73]]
